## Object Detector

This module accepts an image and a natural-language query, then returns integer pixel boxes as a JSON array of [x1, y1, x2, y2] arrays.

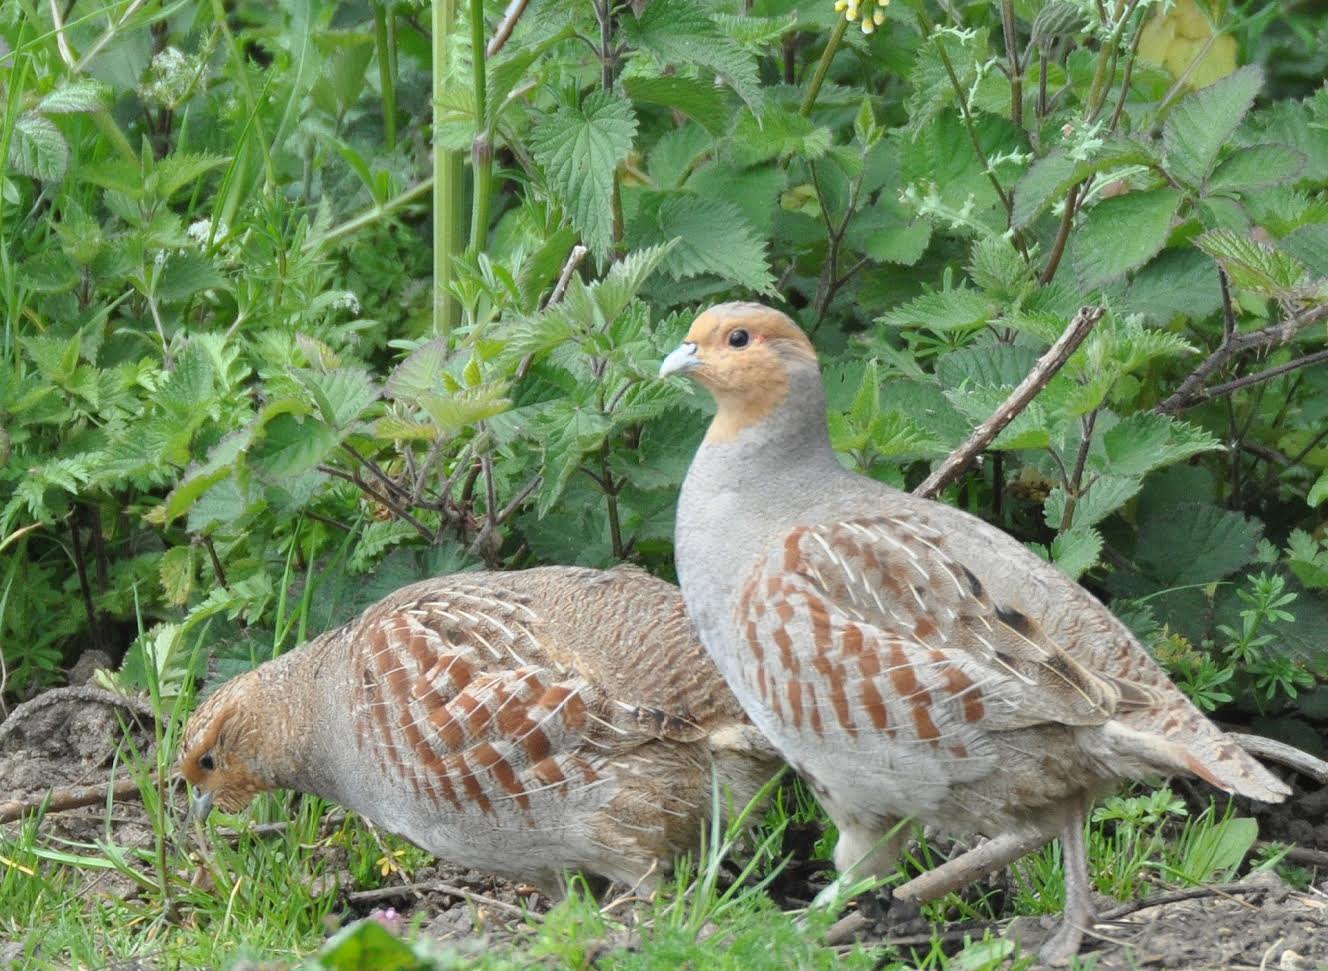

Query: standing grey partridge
[[178, 566, 781, 893], [660, 302, 1291, 960]]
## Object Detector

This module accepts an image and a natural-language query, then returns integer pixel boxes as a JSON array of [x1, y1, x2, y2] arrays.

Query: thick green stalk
[[374, 1, 398, 149], [467, 0, 492, 255], [433, 0, 462, 336], [800, 17, 848, 116]]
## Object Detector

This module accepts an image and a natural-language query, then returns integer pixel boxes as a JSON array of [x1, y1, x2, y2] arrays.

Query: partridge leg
[[1039, 797, 1096, 964], [806, 819, 906, 916]]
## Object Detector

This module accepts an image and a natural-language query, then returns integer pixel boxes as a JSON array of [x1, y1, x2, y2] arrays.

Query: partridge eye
[[199, 754, 216, 772], [727, 329, 750, 348]]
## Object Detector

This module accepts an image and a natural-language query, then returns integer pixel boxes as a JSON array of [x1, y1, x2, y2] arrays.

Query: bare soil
[[2, 687, 1327, 970]]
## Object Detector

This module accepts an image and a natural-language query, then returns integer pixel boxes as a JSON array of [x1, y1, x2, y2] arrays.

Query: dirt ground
[[2, 686, 1326, 970]]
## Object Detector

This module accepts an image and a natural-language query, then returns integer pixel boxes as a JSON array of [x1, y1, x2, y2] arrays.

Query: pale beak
[[188, 789, 214, 822], [659, 341, 700, 378]]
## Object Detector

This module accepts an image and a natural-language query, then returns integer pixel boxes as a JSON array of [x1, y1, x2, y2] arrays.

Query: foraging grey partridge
[[661, 302, 1291, 960], [178, 566, 781, 893]]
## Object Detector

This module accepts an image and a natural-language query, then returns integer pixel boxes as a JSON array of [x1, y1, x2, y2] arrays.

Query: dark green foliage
[[1, 0, 1324, 753]]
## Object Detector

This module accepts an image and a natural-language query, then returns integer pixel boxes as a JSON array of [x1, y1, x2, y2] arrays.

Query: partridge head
[[663, 302, 1291, 961], [178, 566, 781, 893]]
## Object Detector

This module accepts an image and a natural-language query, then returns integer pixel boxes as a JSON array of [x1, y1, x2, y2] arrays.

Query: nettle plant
[[1, 0, 1325, 739]]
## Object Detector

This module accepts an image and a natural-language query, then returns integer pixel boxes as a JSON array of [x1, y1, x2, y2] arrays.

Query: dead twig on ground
[[1098, 881, 1268, 921], [0, 778, 144, 824], [1226, 732, 1328, 784], [348, 879, 545, 923]]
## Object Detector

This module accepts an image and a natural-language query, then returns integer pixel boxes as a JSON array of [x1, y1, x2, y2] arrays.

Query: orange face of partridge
[[177, 678, 271, 816], [659, 303, 819, 443]]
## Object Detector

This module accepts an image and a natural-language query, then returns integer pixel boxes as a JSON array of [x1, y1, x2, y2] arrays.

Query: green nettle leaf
[[1162, 64, 1262, 187], [845, 207, 932, 266], [1207, 144, 1307, 195], [967, 235, 1031, 296], [591, 242, 678, 323], [1136, 503, 1262, 585], [629, 194, 774, 293], [10, 114, 69, 181], [1194, 228, 1310, 295], [248, 413, 338, 479], [535, 402, 612, 518], [905, 28, 986, 139], [1013, 152, 1076, 229], [159, 546, 195, 606], [879, 287, 993, 331], [728, 106, 832, 166], [415, 385, 511, 436], [153, 153, 231, 200], [1044, 474, 1142, 530], [384, 339, 449, 400], [294, 368, 379, 431], [17, 251, 80, 293], [1125, 247, 1224, 323], [1011, 141, 1157, 229], [156, 341, 216, 421], [1051, 526, 1103, 581], [936, 344, 1039, 389], [1071, 188, 1182, 290], [1280, 223, 1328, 278], [39, 79, 113, 114], [621, 0, 762, 112], [155, 251, 226, 303], [624, 75, 732, 135], [1098, 413, 1222, 478], [1309, 469, 1328, 508], [529, 91, 637, 260]]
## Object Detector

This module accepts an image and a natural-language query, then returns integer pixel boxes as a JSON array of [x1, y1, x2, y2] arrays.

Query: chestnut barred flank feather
[[177, 566, 780, 893], [665, 302, 1291, 963]]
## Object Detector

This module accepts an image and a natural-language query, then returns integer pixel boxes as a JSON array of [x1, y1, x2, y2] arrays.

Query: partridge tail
[[1101, 716, 1291, 803]]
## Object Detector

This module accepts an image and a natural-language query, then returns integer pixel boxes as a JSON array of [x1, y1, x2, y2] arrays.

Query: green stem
[[1000, 0, 1023, 130], [800, 17, 848, 117], [374, 1, 398, 150], [467, 0, 492, 255], [209, 0, 278, 189], [914, 8, 1014, 221], [1085, 0, 1142, 123], [308, 177, 435, 251], [433, 0, 462, 336]]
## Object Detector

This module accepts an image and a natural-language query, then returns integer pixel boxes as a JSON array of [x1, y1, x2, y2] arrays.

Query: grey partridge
[[178, 566, 781, 893], [661, 302, 1291, 961]]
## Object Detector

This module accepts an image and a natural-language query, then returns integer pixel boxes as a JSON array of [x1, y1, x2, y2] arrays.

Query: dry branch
[[348, 879, 544, 923], [487, 0, 531, 57], [1155, 300, 1328, 415], [0, 778, 143, 824], [1098, 881, 1269, 921], [913, 305, 1105, 499], [894, 830, 1051, 903], [1226, 732, 1328, 784]]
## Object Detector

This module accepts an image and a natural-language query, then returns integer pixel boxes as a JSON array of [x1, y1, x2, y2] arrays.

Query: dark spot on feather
[[961, 566, 984, 599], [995, 603, 1031, 634]]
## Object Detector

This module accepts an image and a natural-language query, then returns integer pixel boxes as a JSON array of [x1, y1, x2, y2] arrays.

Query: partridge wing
[[735, 514, 1128, 750]]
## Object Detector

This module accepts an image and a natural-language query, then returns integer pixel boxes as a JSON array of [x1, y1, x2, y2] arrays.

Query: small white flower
[[330, 291, 361, 315], [187, 219, 226, 245]]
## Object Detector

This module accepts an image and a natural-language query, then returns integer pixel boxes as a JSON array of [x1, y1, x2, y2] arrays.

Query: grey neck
[[703, 362, 840, 494], [676, 362, 844, 603]]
